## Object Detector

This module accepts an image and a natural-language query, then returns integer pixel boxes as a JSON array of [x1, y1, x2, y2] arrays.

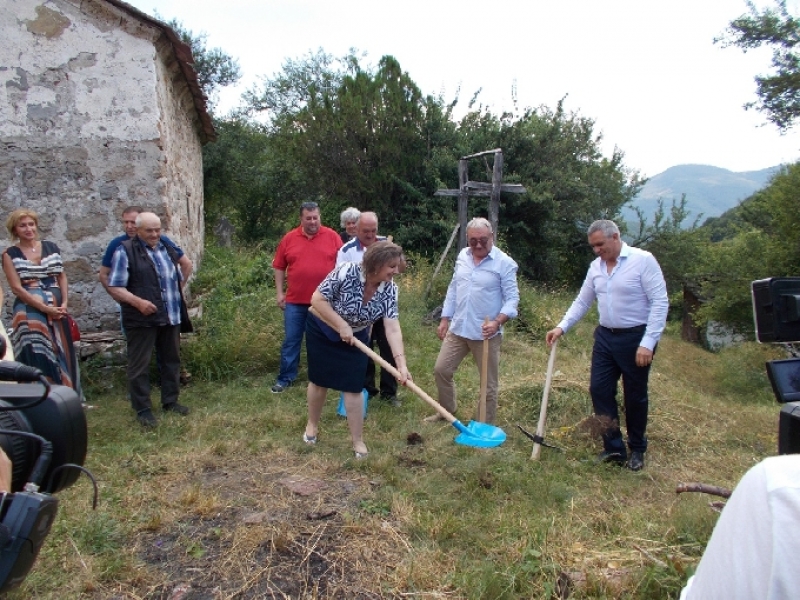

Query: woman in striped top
[[2, 209, 82, 394]]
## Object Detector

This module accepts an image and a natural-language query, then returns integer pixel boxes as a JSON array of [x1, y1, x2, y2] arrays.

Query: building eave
[[101, 0, 217, 143]]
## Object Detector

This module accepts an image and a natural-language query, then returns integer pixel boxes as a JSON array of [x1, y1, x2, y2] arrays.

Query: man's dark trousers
[[127, 324, 181, 413], [589, 325, 653, 456], [364, 319, 397, 398]]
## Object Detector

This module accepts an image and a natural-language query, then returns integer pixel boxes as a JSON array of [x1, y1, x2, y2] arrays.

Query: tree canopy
[[163, 17, 242, 112], [226, 51, 643, 283], [717, 0, 800, 131]]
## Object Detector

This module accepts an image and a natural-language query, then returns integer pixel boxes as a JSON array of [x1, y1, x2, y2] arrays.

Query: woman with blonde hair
[[303, 241, 410, 458], [2, 209, 81, 393]]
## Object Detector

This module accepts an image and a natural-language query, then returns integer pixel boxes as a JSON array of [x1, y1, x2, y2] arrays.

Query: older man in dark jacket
[[107, 212, 192, 427]]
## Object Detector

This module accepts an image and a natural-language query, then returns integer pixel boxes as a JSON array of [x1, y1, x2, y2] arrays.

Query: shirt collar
[[467, 245, 497, 261], [357, 264, 386, 291], [136, 236, 163, 251]]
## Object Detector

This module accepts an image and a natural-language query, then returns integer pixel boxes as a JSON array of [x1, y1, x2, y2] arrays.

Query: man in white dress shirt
[[429, 217, 520, 425], [546, 219, 668, 471]]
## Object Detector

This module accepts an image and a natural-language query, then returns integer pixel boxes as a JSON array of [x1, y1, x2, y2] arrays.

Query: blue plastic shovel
[[359, 335, 505, 448]]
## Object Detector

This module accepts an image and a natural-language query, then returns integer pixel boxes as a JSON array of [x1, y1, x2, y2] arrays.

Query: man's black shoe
[[597, 450, 626, 466], [137, 410, 158, 428], [163, 402, 190, 415], [627, 451, 645, 471]]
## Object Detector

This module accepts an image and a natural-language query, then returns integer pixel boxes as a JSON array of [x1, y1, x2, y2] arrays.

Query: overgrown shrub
[[513, 283, 576, 339], [182, 244, 282, 380]]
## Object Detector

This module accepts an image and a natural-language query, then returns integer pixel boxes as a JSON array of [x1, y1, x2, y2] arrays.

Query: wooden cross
[[434, 148, 526, 250]]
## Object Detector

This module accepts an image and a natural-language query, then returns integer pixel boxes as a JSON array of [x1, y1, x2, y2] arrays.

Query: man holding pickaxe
[[546, 219, 668, 471]]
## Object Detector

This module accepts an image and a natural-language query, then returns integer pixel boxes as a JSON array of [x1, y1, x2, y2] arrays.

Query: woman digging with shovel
[[303, 241, 411, 459]]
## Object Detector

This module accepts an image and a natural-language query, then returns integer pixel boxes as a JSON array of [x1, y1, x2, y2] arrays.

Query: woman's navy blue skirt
[[306, 313, 370, 393]]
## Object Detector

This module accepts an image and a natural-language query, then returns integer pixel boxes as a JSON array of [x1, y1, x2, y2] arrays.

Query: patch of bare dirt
[[128, 452, 410, 599]]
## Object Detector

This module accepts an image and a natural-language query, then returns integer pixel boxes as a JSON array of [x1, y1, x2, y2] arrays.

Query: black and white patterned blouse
[[317, 262, 399, 331]]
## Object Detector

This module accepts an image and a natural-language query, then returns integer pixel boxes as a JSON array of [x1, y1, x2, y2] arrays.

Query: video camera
[[0, 345, 89, 594], [752, 277, 800, 454]]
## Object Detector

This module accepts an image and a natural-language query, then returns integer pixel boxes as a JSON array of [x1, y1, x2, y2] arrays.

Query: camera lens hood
[[0, 383, 87, 493]]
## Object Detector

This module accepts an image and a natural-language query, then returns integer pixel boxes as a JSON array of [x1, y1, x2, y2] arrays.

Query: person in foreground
[[428, 217, 519, 425], [2, 209, 82, 395], [303, 241, 411, 458], [545, 219, 668, 471], [107, 212, 192, 427], [680, 454, 800, 599]]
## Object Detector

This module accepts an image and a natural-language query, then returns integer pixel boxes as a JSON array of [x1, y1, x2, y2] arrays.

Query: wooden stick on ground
[[675, 482, 732, 498]]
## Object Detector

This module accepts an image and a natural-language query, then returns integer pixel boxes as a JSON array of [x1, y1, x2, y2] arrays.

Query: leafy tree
[[496, 101, 644, 283], [242, 48, 360, 123], [689, 162, 800, 333], [693, 230, 782, 332], [630, 196, 710, 299], [202, 118, 302, 241], [246, 52, 455, 252], [717, 0, 800, 130], [162, 16, 242, 111]]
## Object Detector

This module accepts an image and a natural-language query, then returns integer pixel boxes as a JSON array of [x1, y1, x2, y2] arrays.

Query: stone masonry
[[0, 0, 212, 332]]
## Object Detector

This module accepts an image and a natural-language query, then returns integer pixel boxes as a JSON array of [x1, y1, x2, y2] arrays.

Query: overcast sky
[[127, 0, 800, 177]]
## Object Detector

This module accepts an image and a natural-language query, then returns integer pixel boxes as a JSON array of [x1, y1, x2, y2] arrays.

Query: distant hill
[[623, 164, 782, 227]]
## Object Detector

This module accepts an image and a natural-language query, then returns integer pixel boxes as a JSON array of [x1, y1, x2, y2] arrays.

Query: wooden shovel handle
[[478, 316, 489, 422], [308, 306, 457, 424]]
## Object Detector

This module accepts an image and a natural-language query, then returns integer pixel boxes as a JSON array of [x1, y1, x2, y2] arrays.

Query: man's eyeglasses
[[468, 237, 490, 247], [301, 202, 319, 211]]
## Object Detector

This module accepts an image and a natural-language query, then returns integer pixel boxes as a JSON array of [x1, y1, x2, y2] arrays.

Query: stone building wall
[[152, 35, 205, 264], [0, 0, 207, 333]]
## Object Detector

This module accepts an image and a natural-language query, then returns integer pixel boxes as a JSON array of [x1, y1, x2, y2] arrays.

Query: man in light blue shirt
[[546, 219, 668, 471], [429, 217, 520, 424]]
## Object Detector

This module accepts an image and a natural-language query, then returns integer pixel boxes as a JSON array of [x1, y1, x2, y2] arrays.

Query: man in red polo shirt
[[271, 202, 342, 393]]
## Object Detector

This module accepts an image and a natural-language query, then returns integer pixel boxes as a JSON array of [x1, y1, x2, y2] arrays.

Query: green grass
[[7, 245, 789, 599]]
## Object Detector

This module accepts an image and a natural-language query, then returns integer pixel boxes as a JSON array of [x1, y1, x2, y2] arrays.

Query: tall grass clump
[[514, 281, 581, 338], [713, 340, 787, 403], [182, 244, 283, 380], [402, 251, 455, 314]]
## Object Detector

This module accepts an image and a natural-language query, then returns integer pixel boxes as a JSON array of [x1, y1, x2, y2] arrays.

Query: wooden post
[[458, 159, 468, 251], [423, 223, 460, 301], [490, 151, 503, 235]]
